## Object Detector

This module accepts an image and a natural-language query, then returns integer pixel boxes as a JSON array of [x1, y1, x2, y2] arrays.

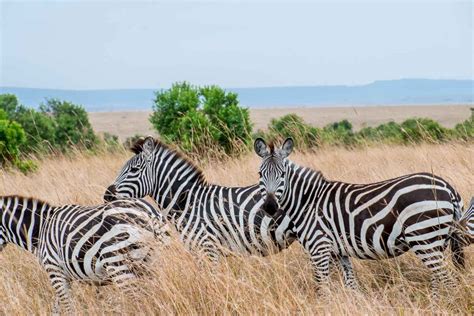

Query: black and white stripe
[[0, 196, 169, 314], [104, 137, 296, 260], [254, 138, 472, 296]]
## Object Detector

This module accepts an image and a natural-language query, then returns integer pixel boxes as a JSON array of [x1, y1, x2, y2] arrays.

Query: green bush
[[321, 119, 356, 146], [0, 109, 37, 173], [40, 99, 98, 150], [259, 114, 320, 150], [0, 94, 104, 172], [358, 121, 404, 144], [453, 115, 474, 141], [259, 114, 473, 149], [0, 109, 25, 161], [0, 94, 19, 115], [150, 82, 252, 156], [12, 105, 57, 152], [398, 118, 449, 143], [0, 95, 99, 153]]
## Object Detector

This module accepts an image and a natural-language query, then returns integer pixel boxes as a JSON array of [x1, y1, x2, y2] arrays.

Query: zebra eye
[[130, 166, 141, 173]]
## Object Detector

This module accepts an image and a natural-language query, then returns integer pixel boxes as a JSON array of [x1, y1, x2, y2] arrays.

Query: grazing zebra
[[254, 137, 473, 296], [0, 196, 170, 314], [104, 136, 297, 260]]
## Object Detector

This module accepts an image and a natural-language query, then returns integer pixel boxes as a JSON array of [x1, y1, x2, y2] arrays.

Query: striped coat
[[105, 137, 296, 260], [0, 196, 169, 314], [254, 138, 472, 296]]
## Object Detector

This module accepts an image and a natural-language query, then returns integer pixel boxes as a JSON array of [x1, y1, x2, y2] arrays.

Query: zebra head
[[104, 136, 157, 202], [254, 137, 294, 216]]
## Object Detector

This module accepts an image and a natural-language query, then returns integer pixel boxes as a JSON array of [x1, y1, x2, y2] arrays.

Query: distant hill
[[1, 79, 472, 112]]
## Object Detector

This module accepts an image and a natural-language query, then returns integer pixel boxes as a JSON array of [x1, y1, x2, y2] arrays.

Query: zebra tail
[[450, 232, 465, 269], [449, 196, 474, 270], [459, 197, 474, 245]]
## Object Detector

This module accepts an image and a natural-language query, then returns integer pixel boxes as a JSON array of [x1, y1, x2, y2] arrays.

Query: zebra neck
[[150, 150, 207, 216], [281, 163, 328, 219], [0, 196, 50, 254]]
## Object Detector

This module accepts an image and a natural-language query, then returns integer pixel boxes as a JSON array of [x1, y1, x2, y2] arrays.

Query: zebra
[[253, 137, 473, 297], [104, 136, 297, 261], [0, 195, 170, 314]]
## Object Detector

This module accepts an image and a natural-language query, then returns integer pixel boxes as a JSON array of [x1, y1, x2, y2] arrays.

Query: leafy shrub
[[259, 114, 320, 150], [358, 121, 404, 144], [40, 99, 98, 150], [12, 105, 57, 152], [259, 113, 472, 149], [453, 115, 474, 141], [0, 109, 25, 162], [0, 94, 103, 172], [398, 118, 449, 143], [150, 82, 252, 156], [0, 109, 37, 173], [0, 94, 19, 115], [1, 95, 99, 153], [320, 119, 356, 146]]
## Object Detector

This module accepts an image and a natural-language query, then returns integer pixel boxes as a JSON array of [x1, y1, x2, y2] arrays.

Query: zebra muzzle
[[262, 193, 280, 217]]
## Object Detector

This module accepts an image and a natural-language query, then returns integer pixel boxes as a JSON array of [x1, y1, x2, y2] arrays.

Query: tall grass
[[0, 143, 473, 314]]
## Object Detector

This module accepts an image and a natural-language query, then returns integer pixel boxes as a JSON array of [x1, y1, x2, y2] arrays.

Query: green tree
[[150, 82, 200, 142], [0, 108, 36, 172], [40, 99, 98, 150], [13, 105, 57, 151], [150, 82, 252, 156], [0, 94, 19, 116]]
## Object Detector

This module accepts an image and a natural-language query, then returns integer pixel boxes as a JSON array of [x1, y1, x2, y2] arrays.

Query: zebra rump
[[254, 137, 472, 296], [0, 196, 170, 314]]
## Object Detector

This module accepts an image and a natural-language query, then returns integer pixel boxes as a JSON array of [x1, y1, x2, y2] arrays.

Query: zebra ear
[[280, 138, 294, 158], [254, 138, 269, 157], [142, 136, 155, 157]]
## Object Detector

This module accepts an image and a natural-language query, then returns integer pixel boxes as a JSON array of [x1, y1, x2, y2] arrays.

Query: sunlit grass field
[[0, 143, 473, 314]]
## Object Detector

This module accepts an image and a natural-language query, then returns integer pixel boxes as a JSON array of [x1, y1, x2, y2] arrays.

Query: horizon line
[[1, 78, 473, 92]]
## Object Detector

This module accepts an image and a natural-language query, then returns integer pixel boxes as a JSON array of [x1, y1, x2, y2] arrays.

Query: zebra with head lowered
[[0, 196, 170, 314], [104, 136, 297, 260], [254, 137, 473, 297]]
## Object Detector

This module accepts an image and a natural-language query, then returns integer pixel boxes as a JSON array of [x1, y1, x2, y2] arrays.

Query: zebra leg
[[309, 240, 333, 290], [106, 263, 140, 296], [197, 234, 223, 264], [410, 241, 455, 299], [202, 244, 222, 264], [337, 256, 360, 290], [47, 270, 73, 315]]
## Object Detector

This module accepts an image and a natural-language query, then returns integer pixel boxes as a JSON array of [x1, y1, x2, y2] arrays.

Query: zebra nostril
[[104, 185, 117, 202], [262, 193, 279, 217]]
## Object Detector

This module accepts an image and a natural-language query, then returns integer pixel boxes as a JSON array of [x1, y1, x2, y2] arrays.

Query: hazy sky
[[1, 0, 472, 89]]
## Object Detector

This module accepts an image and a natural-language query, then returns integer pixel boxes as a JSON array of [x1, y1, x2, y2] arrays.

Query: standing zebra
[[0, 196, 170, 314], [104, 136, 297, 260], [254, 137, 472, 296]]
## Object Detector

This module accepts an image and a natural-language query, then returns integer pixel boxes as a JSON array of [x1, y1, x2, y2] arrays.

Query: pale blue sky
[[1, 0, 472, 89]]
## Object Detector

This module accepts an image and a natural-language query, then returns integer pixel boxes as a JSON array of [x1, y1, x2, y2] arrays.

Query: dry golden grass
[[0, 143, 473, 315]]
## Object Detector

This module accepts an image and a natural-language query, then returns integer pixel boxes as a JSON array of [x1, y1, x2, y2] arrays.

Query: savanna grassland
[[0, 143, 473, 315], [88, 105, 472, 140]]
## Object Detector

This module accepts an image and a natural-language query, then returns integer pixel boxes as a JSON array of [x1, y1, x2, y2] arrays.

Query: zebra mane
[[130, 138, 147, 154], [130, 138, 208, 185], [268, 140, 275, 154]]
